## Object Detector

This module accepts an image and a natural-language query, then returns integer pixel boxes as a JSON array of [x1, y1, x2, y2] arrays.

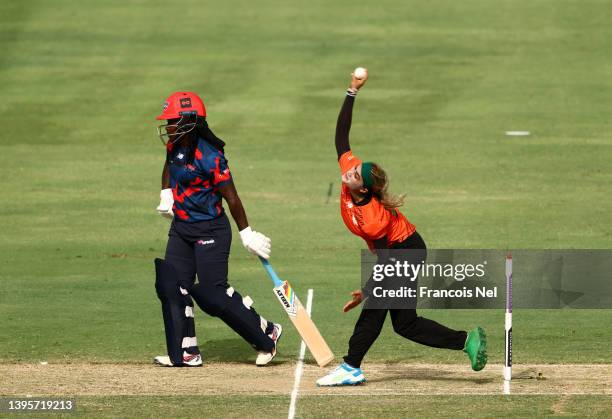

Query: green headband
[[361, 162, 374, 190]]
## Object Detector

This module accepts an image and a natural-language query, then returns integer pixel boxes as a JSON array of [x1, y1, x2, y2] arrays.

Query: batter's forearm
[[219, 182, 249, 231], [227, 196, 249, 231], [161, 161, 170, 189], [335, 94, 355, 159]]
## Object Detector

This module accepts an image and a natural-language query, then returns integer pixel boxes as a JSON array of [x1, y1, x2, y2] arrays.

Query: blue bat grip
[[259, 257, 284, 287]]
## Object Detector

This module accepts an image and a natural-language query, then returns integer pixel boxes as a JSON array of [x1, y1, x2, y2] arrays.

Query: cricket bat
[[259, 257, 334, 367]]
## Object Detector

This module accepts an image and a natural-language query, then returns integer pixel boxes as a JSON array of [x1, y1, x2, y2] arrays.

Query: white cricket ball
[[354, 67, 367, 79]]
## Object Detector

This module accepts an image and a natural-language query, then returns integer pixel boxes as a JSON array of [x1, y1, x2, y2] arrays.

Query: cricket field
[[0, 0, 610, 417]]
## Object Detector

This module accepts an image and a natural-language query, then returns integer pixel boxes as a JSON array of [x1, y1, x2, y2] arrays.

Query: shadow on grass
[[365, 366, 495, 385], [199, 338, 290, 365]]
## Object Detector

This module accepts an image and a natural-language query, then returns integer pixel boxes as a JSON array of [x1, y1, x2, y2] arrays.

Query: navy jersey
[[167, 137, 232, 222]]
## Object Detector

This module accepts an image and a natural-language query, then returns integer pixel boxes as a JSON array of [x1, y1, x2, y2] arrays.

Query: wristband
[[346, 88, 358, 97]]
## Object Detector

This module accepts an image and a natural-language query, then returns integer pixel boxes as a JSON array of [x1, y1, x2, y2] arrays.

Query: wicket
[[504, 253, 513, 384]]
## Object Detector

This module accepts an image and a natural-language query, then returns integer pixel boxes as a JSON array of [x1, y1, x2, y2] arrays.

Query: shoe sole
[[256, 325, 283, 367], [317, 378, 366, 387], [153, 360, 173, 367], [153, 358, 203, 367], [472, 327, 488, 371]]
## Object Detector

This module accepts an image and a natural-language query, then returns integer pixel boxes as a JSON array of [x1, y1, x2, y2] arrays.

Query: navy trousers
[[165, 214, 275, 352]]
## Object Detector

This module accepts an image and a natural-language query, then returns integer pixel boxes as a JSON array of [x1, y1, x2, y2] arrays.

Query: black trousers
[[343, 232, 467, 368], [165, 214, 275, 352]]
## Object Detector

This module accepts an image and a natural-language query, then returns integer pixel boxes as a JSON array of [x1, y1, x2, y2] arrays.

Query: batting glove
[[156, 188, 174, 219], [239, 227, 271, 259]]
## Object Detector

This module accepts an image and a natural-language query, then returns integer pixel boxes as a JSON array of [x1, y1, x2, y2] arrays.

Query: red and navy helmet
[[156, 92, 206, 120]]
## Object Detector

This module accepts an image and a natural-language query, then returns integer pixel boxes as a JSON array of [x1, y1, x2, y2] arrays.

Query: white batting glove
[[156, 188, 174, 219], [239, 227, 271, 259]]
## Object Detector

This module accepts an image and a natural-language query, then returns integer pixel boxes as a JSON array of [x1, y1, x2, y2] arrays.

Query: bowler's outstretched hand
[[343, 289, 364, 312]]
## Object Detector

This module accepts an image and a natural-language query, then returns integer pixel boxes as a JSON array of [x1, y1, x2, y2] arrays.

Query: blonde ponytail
[[369, 163, 405, 210]]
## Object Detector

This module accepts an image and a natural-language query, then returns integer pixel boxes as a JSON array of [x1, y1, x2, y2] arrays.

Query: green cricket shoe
[[463, 327, 487, 371]]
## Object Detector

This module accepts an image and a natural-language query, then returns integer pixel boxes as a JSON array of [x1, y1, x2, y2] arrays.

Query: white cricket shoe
[[153, 355, 173, 366], [256, 323, 282, 366], [316, 363, 366, 386], [153, 351, 202, 367]]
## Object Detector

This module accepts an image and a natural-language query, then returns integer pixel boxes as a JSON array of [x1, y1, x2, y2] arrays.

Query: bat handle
[[259, 257, 284, 287]]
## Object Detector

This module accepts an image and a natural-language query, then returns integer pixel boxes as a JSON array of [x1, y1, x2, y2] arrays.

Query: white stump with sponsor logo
[[503, 253, 513, 394]]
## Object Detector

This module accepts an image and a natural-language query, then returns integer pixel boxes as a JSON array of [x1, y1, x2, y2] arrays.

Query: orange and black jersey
[[335, 92, 415, 250], [339, 151, 415, 251]]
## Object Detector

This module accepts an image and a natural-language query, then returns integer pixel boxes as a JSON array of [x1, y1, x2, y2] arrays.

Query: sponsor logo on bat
[[274, 281, 297, 316]]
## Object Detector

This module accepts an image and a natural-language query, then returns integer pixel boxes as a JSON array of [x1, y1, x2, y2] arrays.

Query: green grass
[[1, 0, 611, 416]]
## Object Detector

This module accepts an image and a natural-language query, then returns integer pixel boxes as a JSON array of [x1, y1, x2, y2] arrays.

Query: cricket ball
[[354, 67, 367, 80]]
